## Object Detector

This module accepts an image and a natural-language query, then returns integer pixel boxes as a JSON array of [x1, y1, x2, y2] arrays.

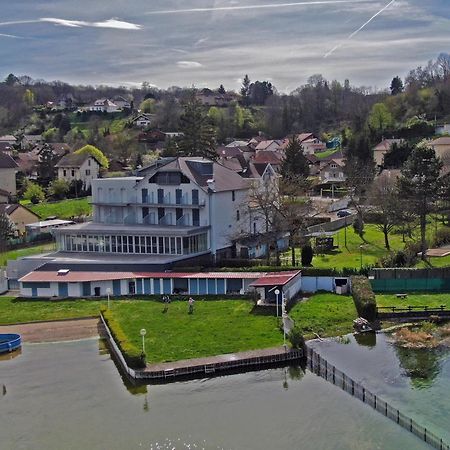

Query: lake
[[0, 338, 432, 450]]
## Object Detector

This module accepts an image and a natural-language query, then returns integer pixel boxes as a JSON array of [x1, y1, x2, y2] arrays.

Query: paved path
[[0, 318, 100, 343]]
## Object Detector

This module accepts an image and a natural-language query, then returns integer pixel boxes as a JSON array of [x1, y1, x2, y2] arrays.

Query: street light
[[274, 289, 280, 317], [359, 245, 363, 270], [140, 328, 146, 354], [281, 294, 287, 350], [106, 287, 112, 309]]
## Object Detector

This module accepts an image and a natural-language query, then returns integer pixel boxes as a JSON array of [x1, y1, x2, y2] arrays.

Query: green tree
[[140, 98, 156, 113], [23, 89, 35, 106], [178, 91, 217, 160], [390, 76, 404, 95], [58, 116, 72, 139], [37, 145, 60, 186], [42, 127, 58, 143], [4, 73, 19, 86], [24, 182, 45, 204], [398, 144, 443, 259], [49, 179, 69, 200], [240, 74, 251, 106], [75, 144, 109, 168], [301, 244, 313, 266], [218, 84, 226, 94], [0, 212, 14, 253], [280, 135, 309, 181], [368, 103, 393, 134]]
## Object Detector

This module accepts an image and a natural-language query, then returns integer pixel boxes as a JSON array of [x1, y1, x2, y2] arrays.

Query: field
[[0, 242, 56, 266], [289, 293, 357, 339], [27, 197, 92, 219], [377, 293, 450, 310], [0, 297, 105, 324], [104, 299, 282, 363]]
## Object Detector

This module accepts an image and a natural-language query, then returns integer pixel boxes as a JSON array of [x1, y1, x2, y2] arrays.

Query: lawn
[[377, 293, 450, 310], [0, 242, 56, 266], [104, 299, 283, 363], [0, 297, 105, 324], [289, 293, 357, 339], [315, 149, 340, 159], [28, 197, 92, 219]]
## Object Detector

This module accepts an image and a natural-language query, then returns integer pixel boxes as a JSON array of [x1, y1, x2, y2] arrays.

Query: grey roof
[[139, 157, 250, 192], [56, 152, 101, 168], [0, 151, 19, 169], [0, 203, 39, 218]]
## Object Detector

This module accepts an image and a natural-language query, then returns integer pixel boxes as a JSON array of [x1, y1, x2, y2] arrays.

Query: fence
[[307, 347, 450, 450]]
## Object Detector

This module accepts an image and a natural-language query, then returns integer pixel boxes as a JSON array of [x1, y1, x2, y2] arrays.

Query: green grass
[[315, 149, 340, 159], [289, 293, 357, 339], [28, 197, 92, 219], [0, 242, 56, 266], [415, 255, 450, 268], [106, 299, 283, 363], [377, 293, 450, 309], [0, 297, 105, 324]]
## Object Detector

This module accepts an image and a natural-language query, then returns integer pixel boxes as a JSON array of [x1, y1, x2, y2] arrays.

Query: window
[[193, 209, 200, 226], [331, 164, 337, 169], [71, 169, 75, 177], [88, 159, 91, 166], [63, 169, 67, 176], [86, 169, 91, 175], [192, 189, 199, 205], [232, 190, 235, 201]]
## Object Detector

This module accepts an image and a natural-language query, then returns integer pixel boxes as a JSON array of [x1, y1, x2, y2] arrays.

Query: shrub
[[433, 227, 450, 247], [24, 182, 45, 204], [287, 327, 306, 350], [301, 245, 313, 266], [102, 309, 146, 369], [350, 276, 377, 321]]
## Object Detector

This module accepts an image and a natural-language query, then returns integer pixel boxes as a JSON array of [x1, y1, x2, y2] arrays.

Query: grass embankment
[[0, 242, 56, 266], [104, 299, 282, 364], [0, 297, 105, 324], [377, 293, 450, 309], [289, 293, 357, 339], [27, 197, 92, 219]]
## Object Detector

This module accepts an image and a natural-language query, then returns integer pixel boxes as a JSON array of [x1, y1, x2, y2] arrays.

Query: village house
[[0, 188, 10, 204], [112, 96, 131, 109], [295, 133, 327, 154], [317, 158, 346, 197], [55, 153, 101, 189], [21, 134, 44, 150], [253, 150, 283, 172], [85, 99, 121, 113], [373, 138, 404, 167], [0, 203, 40, 236], [428, 136, 450, 164], [0, 151, 18, 196], [255, 139, 283, 152], [0, 135, 17, 145], [131, 113, 156, 128]]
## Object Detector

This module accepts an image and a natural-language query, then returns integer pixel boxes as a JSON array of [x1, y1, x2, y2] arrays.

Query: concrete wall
[[0, 167, 16, 195], [301, 276, 350, 293]]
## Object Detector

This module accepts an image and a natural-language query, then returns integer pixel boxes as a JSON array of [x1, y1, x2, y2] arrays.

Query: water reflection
[[354, 332, 377, 348], [0, 348, 22, 361]]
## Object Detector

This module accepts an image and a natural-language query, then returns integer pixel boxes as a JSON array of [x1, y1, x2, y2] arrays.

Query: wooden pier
[[100, 313, 303, 382]]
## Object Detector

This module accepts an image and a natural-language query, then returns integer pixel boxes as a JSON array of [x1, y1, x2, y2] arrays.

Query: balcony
[[141, 191, 205, 208]]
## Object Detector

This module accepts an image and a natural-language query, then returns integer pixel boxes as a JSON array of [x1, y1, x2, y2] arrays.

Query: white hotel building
[[52, 157, 272, 269]]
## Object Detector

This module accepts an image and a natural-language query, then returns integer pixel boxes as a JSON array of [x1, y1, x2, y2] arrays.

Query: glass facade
[[60, 232, 208, 255]]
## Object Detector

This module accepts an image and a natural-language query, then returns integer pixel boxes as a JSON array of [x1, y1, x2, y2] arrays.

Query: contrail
[[145, 0, 368, 15], [324, 0, 396, 58]]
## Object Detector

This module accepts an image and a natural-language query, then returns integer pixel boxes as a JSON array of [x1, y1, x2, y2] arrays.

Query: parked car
[[337, 210, 352, 217]]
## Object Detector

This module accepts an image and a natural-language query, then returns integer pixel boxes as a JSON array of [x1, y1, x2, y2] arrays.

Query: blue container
[[0, 334, 21, 354]]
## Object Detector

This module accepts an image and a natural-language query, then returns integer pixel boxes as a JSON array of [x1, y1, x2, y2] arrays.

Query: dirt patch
[[0, 318, 101, 343]]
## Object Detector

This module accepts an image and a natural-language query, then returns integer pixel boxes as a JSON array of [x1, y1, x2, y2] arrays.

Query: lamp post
[[140, 328, 146, 354], [274, 289, 280, 317], [281, 294, 287, 349], [359, 245, 363, 270], [106, 287, 112, 309]]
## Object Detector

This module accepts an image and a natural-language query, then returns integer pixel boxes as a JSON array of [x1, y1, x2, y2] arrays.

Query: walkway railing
[[377, 305, 450, 320], [307, 346, 450, 450]]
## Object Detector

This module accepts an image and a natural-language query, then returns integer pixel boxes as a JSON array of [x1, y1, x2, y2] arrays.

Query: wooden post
[[397, 410, 400, 424], [333, 366, 335, 384], [362, 388, 365, 402]]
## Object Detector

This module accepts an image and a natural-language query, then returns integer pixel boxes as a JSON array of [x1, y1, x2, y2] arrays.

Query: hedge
[[101, 308, 146, 369], [350, 276, 377, 322]]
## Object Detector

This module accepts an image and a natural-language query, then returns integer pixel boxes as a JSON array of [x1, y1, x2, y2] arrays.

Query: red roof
[[19, 270, 301, 285], [249, 271, 300, 287]]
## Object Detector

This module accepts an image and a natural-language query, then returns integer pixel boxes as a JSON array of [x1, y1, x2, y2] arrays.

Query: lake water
[[0, 338, 432, 450]]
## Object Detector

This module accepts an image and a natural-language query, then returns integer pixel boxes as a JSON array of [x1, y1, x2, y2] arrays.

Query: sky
[[0, 0, 449, 92]]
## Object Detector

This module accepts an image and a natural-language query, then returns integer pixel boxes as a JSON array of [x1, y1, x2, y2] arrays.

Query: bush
[[102, 309, 146, 369], [24, 182, 45, 204], [301, 245, 313, 266], [350, 276, 377, 321], [433, 227, 450, 247], [288, 326, 306, 350]]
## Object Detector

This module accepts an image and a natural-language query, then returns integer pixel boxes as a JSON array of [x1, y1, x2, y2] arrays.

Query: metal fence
[[307, 347, 450, 450]]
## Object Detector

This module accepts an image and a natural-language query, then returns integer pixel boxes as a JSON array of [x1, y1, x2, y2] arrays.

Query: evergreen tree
[[240, 75, 251, 107], [280, 135, 309, 181], [301, 244, 313, 266], [390, 76, 404, 95], [0, 212, 14, 253], [37, 145, 59, 186], [178, 91, 217, 160], [398, 144, 442, 260], [218, 84, 226, 94]]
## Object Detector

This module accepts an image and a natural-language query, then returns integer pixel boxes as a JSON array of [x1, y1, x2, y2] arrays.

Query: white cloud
[[91, 19, 142, 30], [0, 17, 142, 30], [177, 61, 203, 68]]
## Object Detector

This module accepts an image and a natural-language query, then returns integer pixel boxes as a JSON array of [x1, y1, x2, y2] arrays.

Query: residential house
[[317, 158, 346, 197], [85, 99, 121, 113], [428, 136, 450, 164], [51, 157, 269, 269], [0, 135, 17, 145], [36, 142, 71, 159], [21, 134, 44, 150], [14, 149, 40, 178], [0, 203, 40, 236], [113, 96, 131, 109], [57, 93, 76, 110], [295, 133, 326, 155], [131, 113, 156, 128], [0, 151, 18, 196], [196, 88, 233, 107], [255, 139, 283, 152], [0, 188, 10, 204], [436, 124, 450, 135], [373, 138, 404, 167], [55, 153, 101, 189], [253, 150, 283, 172]]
